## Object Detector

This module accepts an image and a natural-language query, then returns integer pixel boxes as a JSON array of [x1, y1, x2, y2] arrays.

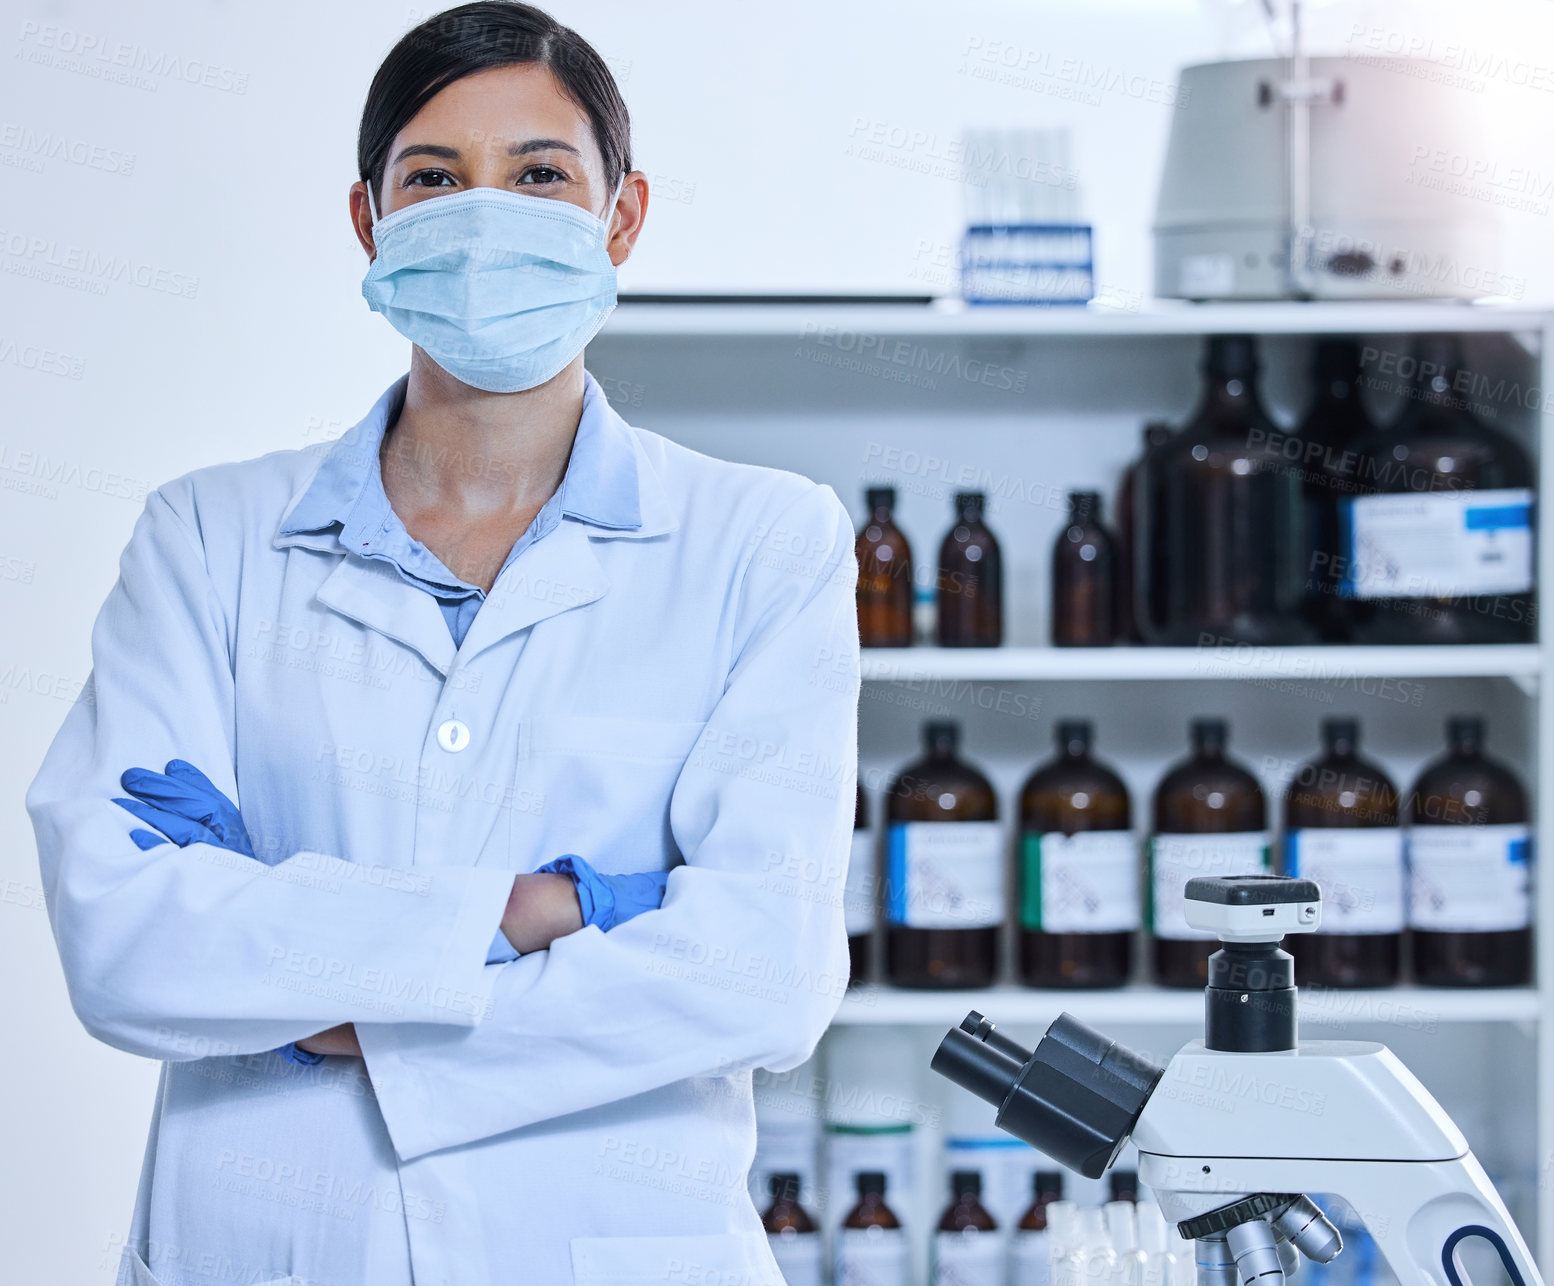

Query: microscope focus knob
[[1178, 1192, 1297, 1240]]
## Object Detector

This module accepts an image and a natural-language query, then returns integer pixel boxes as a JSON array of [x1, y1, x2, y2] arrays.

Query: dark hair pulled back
[[357, 3, 632, 207]]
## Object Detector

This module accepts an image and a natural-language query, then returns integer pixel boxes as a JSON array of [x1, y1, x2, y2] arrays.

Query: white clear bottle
[[1134, 1201, 1177, 1286], [1168, 1229, 1196, 1286], [1047, 1202, 1083, 1286], [1077, 1208, 1118, 1285], [1105, 1200, 1145, 1286]]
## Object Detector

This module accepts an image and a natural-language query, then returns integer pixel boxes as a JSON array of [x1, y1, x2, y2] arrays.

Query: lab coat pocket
[[569, 1231, 780, 1285], [121, 1247, 162, 1286], [126, 1246, 300, 1286], [512, 714, 709, 867]]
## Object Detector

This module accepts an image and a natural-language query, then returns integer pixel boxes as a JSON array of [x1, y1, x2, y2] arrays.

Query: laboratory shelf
[[606, 298, 1550, 339], [860, 644, 1544, 683], [832, 984, 1543, 1028], [589, 298, 1554, 1274]]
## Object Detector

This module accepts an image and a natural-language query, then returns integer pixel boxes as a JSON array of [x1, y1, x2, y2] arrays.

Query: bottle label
[[1148, 833, 1270, 939], [886, 821, 1005, 929], [845, 828, 875, 937], [1009, 1230, 1055, 1286], [836, 1227, 911, 1286], [1285, 829, 1405, 934], [1339, 488, 1534, 599], [933, 1228, 1003, 1285], [1020, 831, 1139, 932], [1407, 824, 1531, 932], [768, 1230, 823, 1286]]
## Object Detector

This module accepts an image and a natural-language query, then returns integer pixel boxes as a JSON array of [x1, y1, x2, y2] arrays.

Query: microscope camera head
[[1182, 874, 1323, 943]]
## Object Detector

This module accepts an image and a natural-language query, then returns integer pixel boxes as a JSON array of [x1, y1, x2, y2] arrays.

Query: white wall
[[3, 1, 1552, 1280]]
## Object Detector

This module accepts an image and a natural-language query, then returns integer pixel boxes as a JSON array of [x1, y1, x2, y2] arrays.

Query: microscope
[[932, 875, 1540, 1285]]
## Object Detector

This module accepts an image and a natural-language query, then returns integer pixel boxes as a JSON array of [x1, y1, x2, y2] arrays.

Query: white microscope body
[[931, 875, 1541, 1285]]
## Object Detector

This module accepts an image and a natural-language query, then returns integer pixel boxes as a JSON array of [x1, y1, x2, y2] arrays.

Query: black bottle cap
[[768, 1172, 802, 1200], [855, 1171, 888, 1197], [950, 1170, 982, 1198], [865, 486, 896, 511], [1203, 334, 1260, 378], [924, 720, 960, 754], [1321, 718, 1359, 754], [1109, 1170, 1139, 1201], [955, 490, 986, 515], [1190, 718, 1228, 755], [1067, 490, 1102, 520], [1056, 720, 1093, 755], [1034, 1170, 1065, 1198], [1447, 715, 1484, 753], [1312, 338, 1363, 383], [1411, 333, 1463, 384]]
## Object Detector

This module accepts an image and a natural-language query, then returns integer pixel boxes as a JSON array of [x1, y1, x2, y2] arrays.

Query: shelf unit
[[833, 983, 1543, 1027], [589, 297, 1553, 1280], [861, 644, 1543, 683]]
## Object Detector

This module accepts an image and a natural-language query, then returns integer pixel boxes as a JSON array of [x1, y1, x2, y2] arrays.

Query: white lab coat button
[[437, 719, 471, 752]]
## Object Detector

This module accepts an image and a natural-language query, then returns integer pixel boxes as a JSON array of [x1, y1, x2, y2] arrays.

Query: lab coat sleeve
[[356, 481, 860, 1161], [25, 484, 518, 1062]]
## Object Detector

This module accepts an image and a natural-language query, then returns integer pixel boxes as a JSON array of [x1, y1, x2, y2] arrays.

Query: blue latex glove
[[113, 758, 258, 859], [113, 759, 320, 1066], [537, 853, 670, 932], [484, 855, 670, 964]]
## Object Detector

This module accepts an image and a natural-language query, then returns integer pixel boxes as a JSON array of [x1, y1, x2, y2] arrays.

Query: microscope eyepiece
[[930, 1011, 1164, 1179]]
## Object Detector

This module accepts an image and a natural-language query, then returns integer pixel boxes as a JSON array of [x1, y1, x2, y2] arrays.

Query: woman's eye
[[405, 169, 456, 189], [519, 165, 566, 185]]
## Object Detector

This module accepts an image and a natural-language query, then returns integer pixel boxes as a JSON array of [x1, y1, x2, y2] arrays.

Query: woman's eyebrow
[[391, 138, 583, 166]]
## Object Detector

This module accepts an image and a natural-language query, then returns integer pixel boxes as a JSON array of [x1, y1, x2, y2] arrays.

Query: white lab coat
[[27, 371, 861, 1286]]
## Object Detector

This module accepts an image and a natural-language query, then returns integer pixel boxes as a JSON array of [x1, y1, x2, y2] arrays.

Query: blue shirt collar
[[277, 368, 645, 566]]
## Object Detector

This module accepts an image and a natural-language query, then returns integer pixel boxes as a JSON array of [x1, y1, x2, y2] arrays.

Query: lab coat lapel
[[454, 517, 610, 663], [314, 555, 458, 677]]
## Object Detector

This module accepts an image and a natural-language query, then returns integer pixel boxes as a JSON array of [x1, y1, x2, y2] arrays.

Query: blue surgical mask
[[361, 176, 624, 393]]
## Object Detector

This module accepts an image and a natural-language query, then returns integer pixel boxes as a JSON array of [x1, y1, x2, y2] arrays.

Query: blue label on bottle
[[886, 823, 908, 923], [1464, 503, 1532, 531]]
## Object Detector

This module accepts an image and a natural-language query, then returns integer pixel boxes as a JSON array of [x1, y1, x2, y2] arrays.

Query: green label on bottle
[[1020, 832, 1042, 930], [1021, 830, 1139, 933]]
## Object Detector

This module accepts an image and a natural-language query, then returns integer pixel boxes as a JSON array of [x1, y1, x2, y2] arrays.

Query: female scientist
[[25, 4, 860, 1283]]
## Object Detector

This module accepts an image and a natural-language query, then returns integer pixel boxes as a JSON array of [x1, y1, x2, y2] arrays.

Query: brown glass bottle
[[937, 490, 1003, 647], [1137, 335, 1316, 646], [836, 1171, 909, 1284], [856, 486, 914, 647], [1117, 422, 1174, 643], [885, 721, 1002, 988], [1295, 340, 1376, 641], [1016, 1171, 1065, 1231], [1017, 720, 1135, 988], [1282, 718, 1403, 988], [762, 1172, 817, 1234], [937, 1170, 997, 1233], [1340, 335, 1535, 644], [1149, 718, 1269, 987], [1407, 716, 1531, 986], [934, 1171, 999, 1286], [842, 1171, 902, 1232], [763, 1172, 822, 1286], [1010, 1171, 1065, 1281], [1051, 491, 1118, 646], [845, 780, 872, 985]]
